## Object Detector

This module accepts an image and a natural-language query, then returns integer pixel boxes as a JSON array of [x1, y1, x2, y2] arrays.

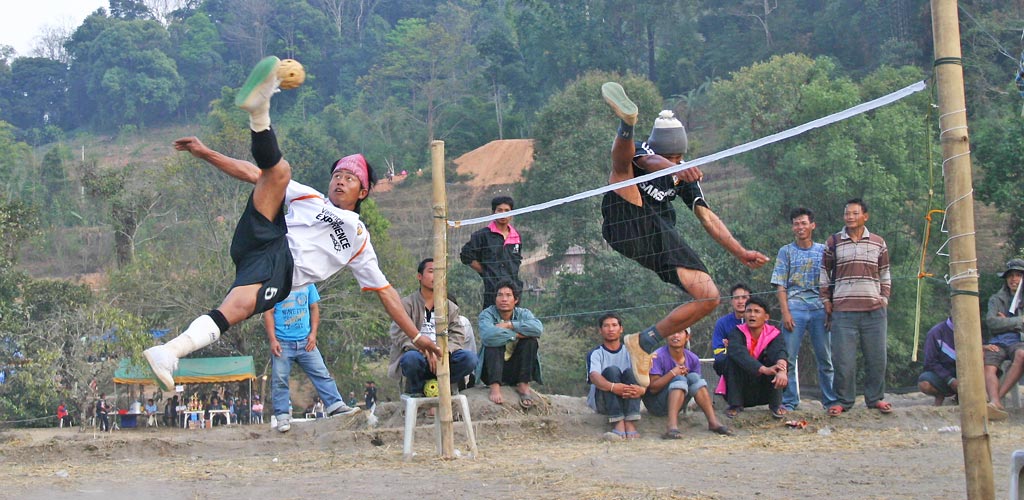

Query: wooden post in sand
[[930, 1, 994, 498], [430, 140, 455, 458]]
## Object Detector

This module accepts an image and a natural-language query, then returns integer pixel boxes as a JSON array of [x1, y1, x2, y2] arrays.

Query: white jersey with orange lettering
[[284, 181, 389, 291]]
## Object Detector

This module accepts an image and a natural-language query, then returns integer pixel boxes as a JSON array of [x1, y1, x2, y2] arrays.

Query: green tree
[[39, 144, 71, 214], [0, 121, 34, 201], [168, 11, 228, 120], [358, 14, 481, 150], [2, 57, 70, 130], [81, 160, 173, 268], [65, 16, 183, 129], [706, 54, 940, 385], [0, 199, 151, 427], [974, 114, 1024, 252]]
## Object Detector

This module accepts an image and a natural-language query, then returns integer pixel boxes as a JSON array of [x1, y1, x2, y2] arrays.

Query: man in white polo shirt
[[144, 56, 440, 389]]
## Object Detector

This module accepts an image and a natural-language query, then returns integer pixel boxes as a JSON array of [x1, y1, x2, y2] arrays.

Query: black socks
[[251, 128, 282, 170]]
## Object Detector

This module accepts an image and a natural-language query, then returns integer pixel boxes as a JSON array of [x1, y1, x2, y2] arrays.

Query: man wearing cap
[[144, 56, 441, 389], [599, 82, 769, 386], [982, 258, 1024, 418]]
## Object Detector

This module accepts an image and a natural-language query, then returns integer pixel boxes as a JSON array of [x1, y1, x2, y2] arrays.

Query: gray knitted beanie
[[647, 110, 688, 156]]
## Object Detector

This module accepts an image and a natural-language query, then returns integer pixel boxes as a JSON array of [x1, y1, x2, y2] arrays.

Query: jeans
[[642, 372, 707, 416], [400, 349, 479, 395], [782, 304, 837, 409], [831, 309, 888, 409], [271, 338, 344, 416], [594, 366, 641, 422]]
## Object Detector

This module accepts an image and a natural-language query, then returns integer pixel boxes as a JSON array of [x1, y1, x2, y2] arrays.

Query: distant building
[[528, 244, 585, 284]]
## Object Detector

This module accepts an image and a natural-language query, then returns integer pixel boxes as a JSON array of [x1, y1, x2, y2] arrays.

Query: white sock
[[164, 315, 221, 358], [249, 105, 271, 133]]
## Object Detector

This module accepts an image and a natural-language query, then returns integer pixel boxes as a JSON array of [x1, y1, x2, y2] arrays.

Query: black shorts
[[229, 192, 293, 315], [601, 192, 707, 292]]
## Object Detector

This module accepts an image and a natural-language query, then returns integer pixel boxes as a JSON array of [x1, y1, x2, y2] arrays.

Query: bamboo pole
[[430, 140, 455, 458], [930, 1, 994, 498]]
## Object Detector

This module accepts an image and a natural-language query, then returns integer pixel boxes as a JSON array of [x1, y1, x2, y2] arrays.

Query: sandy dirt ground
[[1, 388, 1020, 500], [453, 139, 534, 187]]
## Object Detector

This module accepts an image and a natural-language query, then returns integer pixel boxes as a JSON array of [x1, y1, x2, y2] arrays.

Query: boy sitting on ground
[[643, 328, 732, 437]]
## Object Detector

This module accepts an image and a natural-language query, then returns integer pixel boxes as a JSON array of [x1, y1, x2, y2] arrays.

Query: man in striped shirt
[[820, 198, 892, 416]]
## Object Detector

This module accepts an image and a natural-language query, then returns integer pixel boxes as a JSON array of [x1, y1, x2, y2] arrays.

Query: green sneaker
[[601, 82, 638, 126], [235, 56, 281, 112]]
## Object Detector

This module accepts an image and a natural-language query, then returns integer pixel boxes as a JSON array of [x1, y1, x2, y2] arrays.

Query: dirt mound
[[454, 139, 534, 187]]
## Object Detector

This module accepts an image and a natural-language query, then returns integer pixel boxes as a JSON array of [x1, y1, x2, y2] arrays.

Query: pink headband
[[332, 154, 369, 189]]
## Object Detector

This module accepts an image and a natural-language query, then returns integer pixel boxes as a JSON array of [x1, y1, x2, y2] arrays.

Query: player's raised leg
[[602, 82, 640, 185], [145, 57, 297, 390]]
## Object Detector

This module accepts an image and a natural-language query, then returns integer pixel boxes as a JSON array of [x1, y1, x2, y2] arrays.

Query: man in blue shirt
[[771, 207, 836, 411], [263, 284, 358, 433], [711, 284, 751, 376]]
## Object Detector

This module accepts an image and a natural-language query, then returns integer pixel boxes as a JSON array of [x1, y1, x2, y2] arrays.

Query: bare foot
[[488, 384, 504, 405], [932, 396, 945, 406]]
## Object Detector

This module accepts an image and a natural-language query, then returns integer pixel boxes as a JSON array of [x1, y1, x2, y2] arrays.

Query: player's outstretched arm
[[173, 137, 261, 184], [694, 205, 769, 269], [375, 286, 443, 357]]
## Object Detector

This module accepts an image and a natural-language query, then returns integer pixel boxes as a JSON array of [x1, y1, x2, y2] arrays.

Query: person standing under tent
[[364, 381, 377, 410]]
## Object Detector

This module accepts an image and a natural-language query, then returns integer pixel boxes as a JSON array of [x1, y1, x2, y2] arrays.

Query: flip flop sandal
[[662, 429, 684, 440], [518, 392, 534, 409], [770, 406, 788, 419], [870, 401, 893, 414], [827, 405, 845, 417], [725, 406, 742, 419], [603, 429, 626, 441], [625, 431, 641, 439], [709, 425, 734, 436]]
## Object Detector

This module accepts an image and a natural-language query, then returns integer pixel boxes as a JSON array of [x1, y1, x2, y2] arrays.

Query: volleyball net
[[398, 77, 955, 362]]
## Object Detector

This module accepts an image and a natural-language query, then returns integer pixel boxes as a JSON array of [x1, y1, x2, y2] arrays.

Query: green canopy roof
[[114, 356, 256, 385]]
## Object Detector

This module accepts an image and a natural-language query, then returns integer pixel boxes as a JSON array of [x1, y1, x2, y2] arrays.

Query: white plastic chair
[[1011, 450, 1024, 500], [400, 393, 477, 461]]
